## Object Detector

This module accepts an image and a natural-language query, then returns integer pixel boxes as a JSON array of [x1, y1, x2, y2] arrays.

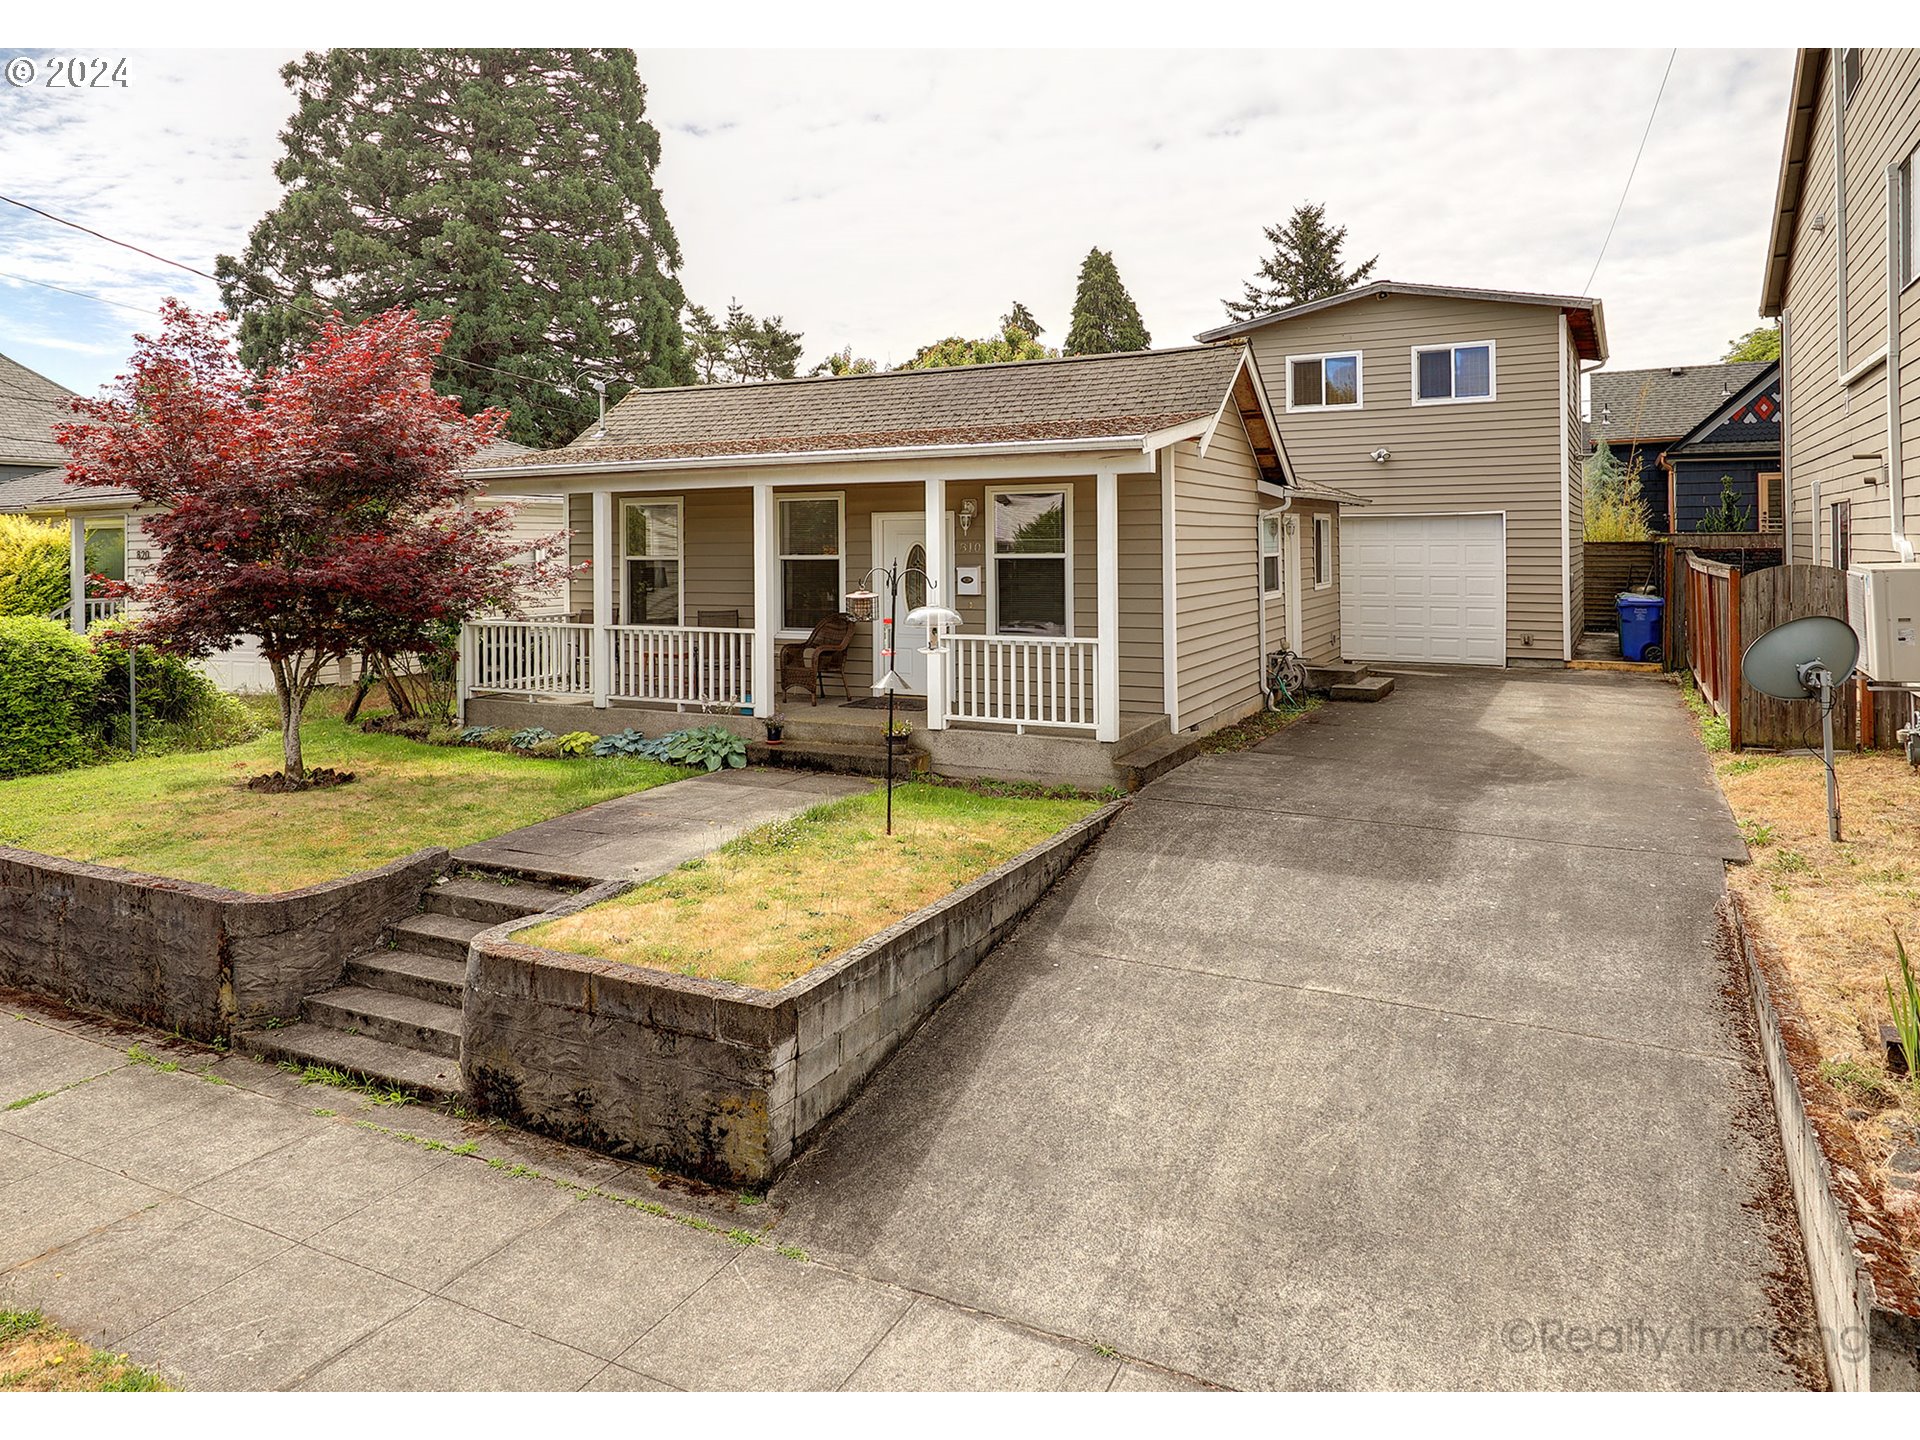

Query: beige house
[[1759, 47, 1920, 574], [1197, 281, 1606, 666], [461, 345, 1354, 784]]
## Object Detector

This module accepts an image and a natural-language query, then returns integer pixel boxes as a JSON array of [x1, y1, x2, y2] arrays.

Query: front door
[[871, 513, 952, 695]]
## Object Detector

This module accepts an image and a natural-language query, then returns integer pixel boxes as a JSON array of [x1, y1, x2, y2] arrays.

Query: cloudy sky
[[0, 47, 1795, 407]]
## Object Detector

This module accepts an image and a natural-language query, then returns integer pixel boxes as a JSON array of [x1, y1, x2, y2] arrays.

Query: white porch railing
[[608, 625, 753, 708], [463, 620, 593, 697], [945, 635, 1099, 731], [48, 597, 126, 627]]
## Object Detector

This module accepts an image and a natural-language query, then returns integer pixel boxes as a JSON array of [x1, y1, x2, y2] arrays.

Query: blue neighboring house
[[1587, 359, 1781, 533], [1662, 360, 1782, 533]]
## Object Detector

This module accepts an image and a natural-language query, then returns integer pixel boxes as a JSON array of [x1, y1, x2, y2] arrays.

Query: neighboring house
[[1196, 280, 1605, 667], [0, 350, 73, 483], [1663, 361, 1784, 532], [1586, 360, 1780, 532], [460, 345, 1355, 783], [1759, 46, 1920, 572], [0, 348, 564, 688]]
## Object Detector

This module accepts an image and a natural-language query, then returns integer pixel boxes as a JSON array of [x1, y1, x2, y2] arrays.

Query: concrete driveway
[[771, 669, 1823, 1390]]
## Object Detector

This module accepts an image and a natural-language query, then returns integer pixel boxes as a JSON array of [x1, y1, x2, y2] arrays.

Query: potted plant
[[885, 718, 914, 744], [764, 713, 788, 745]]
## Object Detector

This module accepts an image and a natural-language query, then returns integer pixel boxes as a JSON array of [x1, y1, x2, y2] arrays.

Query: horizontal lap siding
[[1294, 500, 1342, 661], [1176, 415, 1262, 725], [1565, 326, 1584, 638], [1780, 48, 1920, 570], [1242, 294, 1572, 662]]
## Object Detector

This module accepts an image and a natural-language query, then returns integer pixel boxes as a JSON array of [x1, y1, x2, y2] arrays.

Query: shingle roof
[[473, 345, 1250, 471], [1193, 279, 1608, 362], [1588, 361, 1777, 447], [0, 468, 75, 513], [0, 351, 76, 469]]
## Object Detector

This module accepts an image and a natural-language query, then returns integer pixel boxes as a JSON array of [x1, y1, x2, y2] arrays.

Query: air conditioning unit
[[1847, 565, 1920, 683]]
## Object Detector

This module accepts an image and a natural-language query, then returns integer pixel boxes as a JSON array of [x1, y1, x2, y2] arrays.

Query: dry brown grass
[[1715, 748, 1920, 1203], [525, 782, 1099, 990], [0, 1310, 168, 1391]]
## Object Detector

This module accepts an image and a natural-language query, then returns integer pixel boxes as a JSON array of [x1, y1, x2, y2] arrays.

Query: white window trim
[[1284, 350, 1364, 412], [1313, 513, 1333, 590], [1904, 145, 1920, 293], [1259, 511, 1283, 596], [776, 491, 846, 636], [1410, 339, 1498, 406], [984, 483, 1075, 638], [618, 496, 684, 626]]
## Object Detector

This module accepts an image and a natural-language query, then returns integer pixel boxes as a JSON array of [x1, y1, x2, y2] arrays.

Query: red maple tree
[[57, 301, 564, 781]]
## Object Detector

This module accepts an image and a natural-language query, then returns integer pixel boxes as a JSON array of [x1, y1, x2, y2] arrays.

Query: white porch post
[[751, 482, 777, 718], [1095, 468, 1120, 743], [923, 476, 948, 731], [590, 490, 613, 708], [67, 516, 85, 634]]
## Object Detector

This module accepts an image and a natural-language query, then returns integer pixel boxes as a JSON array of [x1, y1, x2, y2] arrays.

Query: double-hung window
[[622, 499, 682, 624], [1287, 352, 1361, 410], [1903, 143, 1920, 289], [1259, 512, 1283, 595], [778, 494, 844, 631], [1412, 341, 1495, 404], [989, 487, 1070, 636], [1313, 514, 1333, 589]]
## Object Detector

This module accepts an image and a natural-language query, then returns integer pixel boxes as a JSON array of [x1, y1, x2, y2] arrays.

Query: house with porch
[[459, 344, 1356, 787], [1586, 360, 1781, 533]]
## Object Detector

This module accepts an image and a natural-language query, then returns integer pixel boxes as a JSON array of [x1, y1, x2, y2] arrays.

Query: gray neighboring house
[[1587, 360, 1780, 533]]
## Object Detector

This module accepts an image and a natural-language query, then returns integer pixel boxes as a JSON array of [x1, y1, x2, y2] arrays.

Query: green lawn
[[0, 718, 686, 893], [525, 782, 1100, 989]]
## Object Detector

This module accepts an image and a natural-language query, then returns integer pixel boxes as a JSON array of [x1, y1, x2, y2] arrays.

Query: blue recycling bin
[[1616, 592, 1665, 662]]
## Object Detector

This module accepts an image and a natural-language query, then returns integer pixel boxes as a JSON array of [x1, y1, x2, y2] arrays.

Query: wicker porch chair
[[778, 612, 856, 705]]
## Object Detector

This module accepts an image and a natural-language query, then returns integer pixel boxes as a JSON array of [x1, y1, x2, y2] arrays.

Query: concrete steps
[[234, 867, 574, 1102], [1329, 675, 1395, 703]]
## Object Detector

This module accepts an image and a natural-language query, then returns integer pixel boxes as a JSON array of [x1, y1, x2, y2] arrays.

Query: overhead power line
[[0, 269, 158, 318], [1581, 49, 1676, 297]]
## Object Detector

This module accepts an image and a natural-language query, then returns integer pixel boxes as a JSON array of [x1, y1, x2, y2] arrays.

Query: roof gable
[[1668, 361, 1783, 454], [1192, 279, 1607, 362], [1588, 361, 1778, 446], [0, 351, 76, 469]]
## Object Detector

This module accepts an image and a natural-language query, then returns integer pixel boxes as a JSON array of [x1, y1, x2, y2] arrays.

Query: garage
[[1339, 512, 1506, 666]]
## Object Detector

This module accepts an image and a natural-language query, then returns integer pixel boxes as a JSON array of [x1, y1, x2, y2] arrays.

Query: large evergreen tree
[[216, 49, 693, 448], [1222, 202, 1378, 323], [1064, 249, 1150, 356]]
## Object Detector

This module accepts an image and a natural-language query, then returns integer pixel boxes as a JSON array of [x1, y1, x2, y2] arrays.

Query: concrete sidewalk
[[0, 1002, 1199, 1391], [452, 767, 870, 884]]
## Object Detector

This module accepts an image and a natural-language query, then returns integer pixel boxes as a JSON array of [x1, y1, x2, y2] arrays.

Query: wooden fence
[[1677, 558, 1907, 750], [1582, 541, 1660, 633]]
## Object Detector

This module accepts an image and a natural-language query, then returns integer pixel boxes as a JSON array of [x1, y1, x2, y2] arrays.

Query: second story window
[[1841, 47, 1862, 109], [1412, 341, 1496, 404], [1287, 352, 1362, 411]]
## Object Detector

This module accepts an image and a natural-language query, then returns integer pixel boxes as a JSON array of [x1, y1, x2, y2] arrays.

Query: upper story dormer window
[[1287, 352, 1362, 411], [1411, 341, 1496, 405]]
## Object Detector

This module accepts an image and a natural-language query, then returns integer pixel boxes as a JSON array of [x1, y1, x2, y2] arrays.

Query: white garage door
[[1340, 513, 1506, 666]]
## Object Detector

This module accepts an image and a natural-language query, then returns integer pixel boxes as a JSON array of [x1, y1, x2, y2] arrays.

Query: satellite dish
[[1742, 615, 1860, 701]]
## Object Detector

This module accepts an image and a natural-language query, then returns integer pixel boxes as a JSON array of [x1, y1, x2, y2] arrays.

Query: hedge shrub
[[0, 515, 70, 618], [87, 621, 257, 754], [0, 617, 106, 777]]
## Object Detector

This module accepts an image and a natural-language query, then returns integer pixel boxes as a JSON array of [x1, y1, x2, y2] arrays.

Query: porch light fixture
[[958, 498, 978, 535], [844, 587, 879, 622]]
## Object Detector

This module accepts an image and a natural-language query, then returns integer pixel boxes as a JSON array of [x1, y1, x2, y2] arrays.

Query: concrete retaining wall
[[0, 846, 446, 1042], [463, 799, 1126, 1185], [1729, 895, 1920, 1389]]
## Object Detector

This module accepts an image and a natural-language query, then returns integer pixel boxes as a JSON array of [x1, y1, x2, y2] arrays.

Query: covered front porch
[[460, 453, 1169, 745]]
